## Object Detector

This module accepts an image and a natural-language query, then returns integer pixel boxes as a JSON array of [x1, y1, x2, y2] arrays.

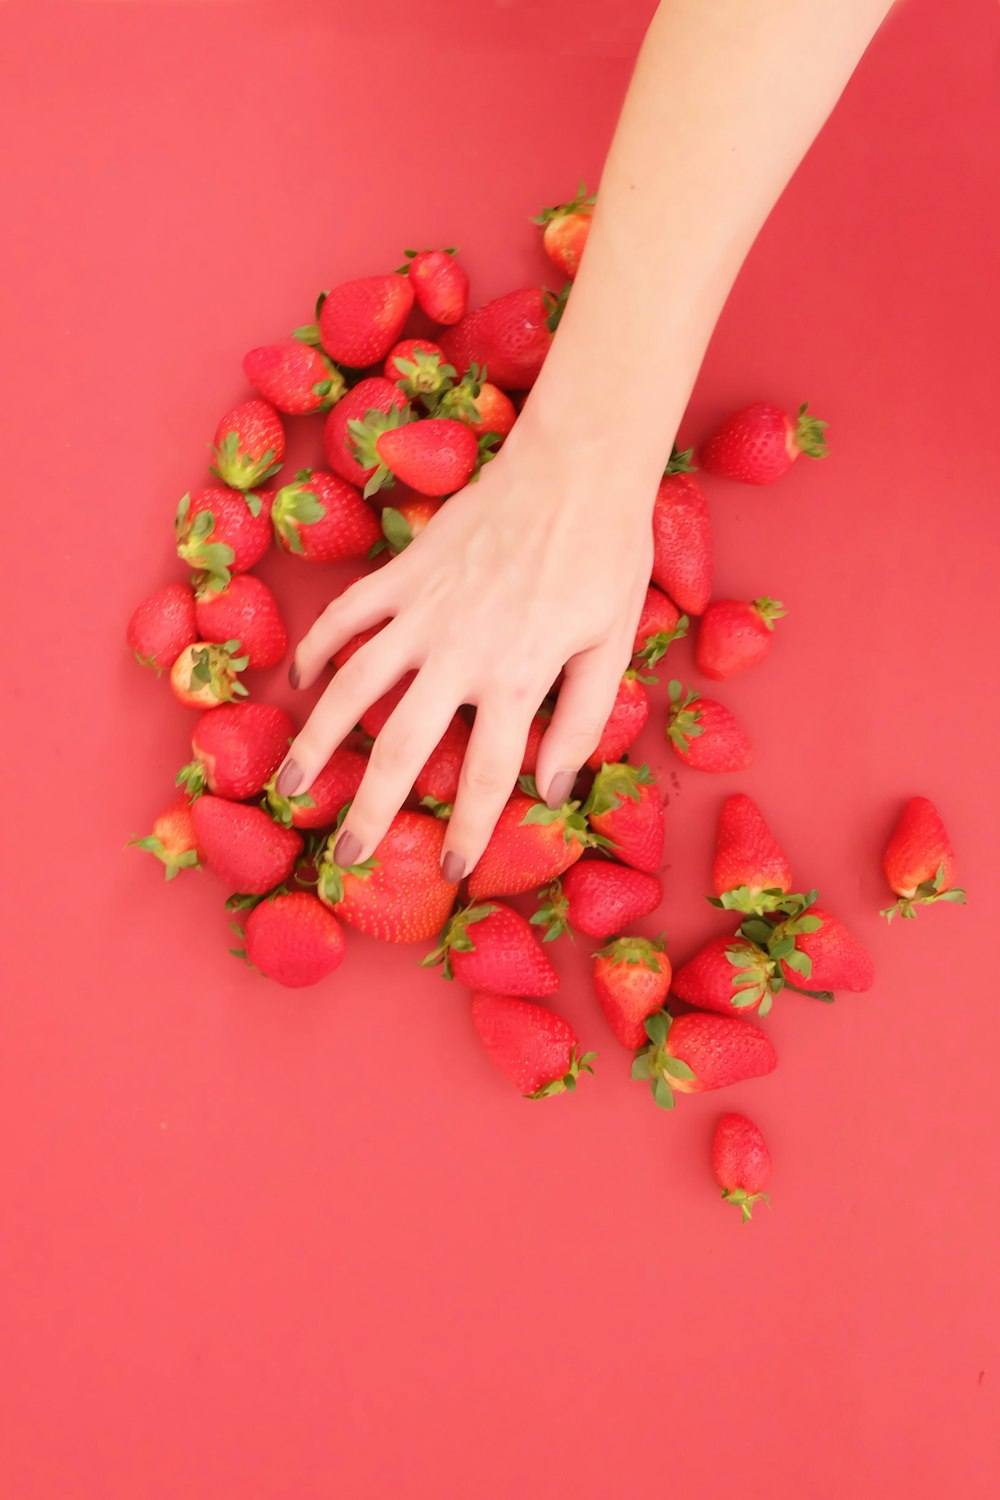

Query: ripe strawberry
[[772, 907, 874, 992], [323, 376, 410, 488], [632, 585, 688, 666], [383, 338, 456, 406], [331, 624, 413, 738], [701, 401, 828, 485], [169, 640, 248, 709], [467, 778, 600, 899], [584, 762, 664, 874], [399, 247, 470, 325], [128, 799, 200, 880], [191, 796, 302, 895], [881, 796, 966, 922], [177, 702, 293, 801], [438, 363, 517, 438], [671, 935, 780, 1019], [271, 469, 380, 561], [373, 497, 443, 556], [650, 451, 713, 615], [416, 715, 471, 815], [586, 671, 653, 770], [666, 682, 752, 772], [632, 1009, 777, 1110], [533, 862, 662, 941], [365, 417, 479, 499], [710, 793, 794, 914], [696, 597, 786, 680], [532, 183, 595, 280], [194, 573, 287, 670], [126, 582, 197, 672], [243, 340, 346, 415], [317, 810, 458, 943], [239, 891, 346, 988], [266, 746, 367, 830], [316, 273, 414, 367], [422, 901, 559, 996], [470, 992, 595, 1098], [175, 488, 273, 587], [593, 934, 671, 1048], [712, 1113, 772, 1222], [438, 287, 565, 392], [211, 399, 285, 491], [520, 709, 551, 776]]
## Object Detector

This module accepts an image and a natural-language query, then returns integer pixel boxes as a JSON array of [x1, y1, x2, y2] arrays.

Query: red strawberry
[[266, 745, 367, 830], [128, 799, 200, 880], [586, 671, 652, 770], [666, 682, 752, 773], [470, 992, 595, 1098], [331, 624, 413, 739], [126, 582, 197, 672], [177, 702, 293, 801], [701, 401, 828, 485], [520, 709, 551, 776], [774, 907, 874, 992], [317, 810, 457, 943], [383, 338, 456, 405], [240, 891, 346, 988], [438, 287, 564, 392], [169, 640, 248, 709], [467, 779, 600, 899], [243, 341, 346, 415], [584, 762, 664, 874], [211, 399, 285, 491], [323, 376, 410, 488], [711, 793, 794, 913], [191, 796, 302, 895], [671, 935, 780, 1019], [415, 715, 471, 815], [881, 796, 966, 922], [533, 862, 662, 941], [374, 497, 443, 556], [650, 451, 713, 615], [399, 248, 470, 325], [593, 934, 671, 1049], [317, 273, 414, 367], [632, 1009, 777, 1110], [174, 487, 272, 587], [632, 585, 688, 666], [696, 597, 786, 680], [438, 364, 517, 438], [370, 417, 479, 499], [194, 573, 287, 671], [532, 184, 595, 280], [423, 901, 559, 996], [712, 1113, 772, 1222], [271, 469, 380, 561]]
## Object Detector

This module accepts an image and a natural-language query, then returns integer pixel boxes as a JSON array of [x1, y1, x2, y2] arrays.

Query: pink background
[[2, 1, 997, 1495]]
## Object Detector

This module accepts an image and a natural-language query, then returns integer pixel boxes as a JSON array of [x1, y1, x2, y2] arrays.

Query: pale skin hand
[[279, 0, 894, 880]]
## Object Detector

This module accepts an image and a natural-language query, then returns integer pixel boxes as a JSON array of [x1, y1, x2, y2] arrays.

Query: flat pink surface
[[2, 2, 997, 1496]]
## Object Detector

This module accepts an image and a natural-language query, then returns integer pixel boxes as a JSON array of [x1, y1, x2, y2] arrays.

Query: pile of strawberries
[[127, 188, 967, 1221]]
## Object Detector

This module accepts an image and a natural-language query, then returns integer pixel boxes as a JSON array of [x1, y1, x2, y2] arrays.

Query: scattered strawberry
[[169, 640, 249, 709], [128, 800, 200, 880], [632, 1009, 778, 1110], [696, 597, 786, 680], [671, 934, 780, 1019], [384, 338, 456, 405], [438, 363, 517, 438], [399, 248, 470, 325], [467, 776, 600, 899], [317, 811, 458, 943], [323, 376, 410, 488], [881, 796, 966, 922], [650, 450, 713, 615], [423, 901, 559, 996], [177, 702, 293, 801], [266, 746, 368, 830], [416, 715, 472, 816], [438, 287, 566, 391], [211, 399, 285, 491], [271, 469, 380, 561], [584, 762, 664, 873], [666, 682, 752, 772], [533, 862, 662, 941], [532, 184, 595, 280], [632, 585, 688, 666], [771, 907, 874, 992], [191, 796, 302, 895], [194, 573, 287, 670], [470, 992, 596, 1098], [126, 582, 197, 672], [243, 340, 346, 415], [701, 401, 828, 484], [354, 415, 478, 499], [331, 624, 413, 738], [712, 1113, 772, 1222], [373, 497, 443, 556], [710, 793, 794, 914], [239, 891, 346, 988], [586, 670, 653, 769], [316, 273, 415, 367], [175, 488, 272, 587], [593, 934, 671, 1049]]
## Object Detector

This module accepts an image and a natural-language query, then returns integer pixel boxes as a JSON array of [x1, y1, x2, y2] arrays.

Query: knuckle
[[367, 726, 411, 778], [461, 758, 515, 799]]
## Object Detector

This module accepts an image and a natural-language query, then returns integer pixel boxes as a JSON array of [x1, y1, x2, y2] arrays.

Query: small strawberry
[[666, 682, 752, 773], [373, 497, 443, 556], [467, 777, 601, 899], [128, 799, 200, 880], [271, 469, 380, 561], [384, 338, 456, 406], [650, 450, 713, 616], [169, 640, 249, 709], [584, 762, 664, 874], [533, 862, 662, 942], [238, 891, 346, 988], [438, 363, 517, 438], [191, 796, 302, 894], [438, 287, 566, 392], [696, 597, 786, 680], [532, 183, 595, 280], [632, 585, 688, 666], [175, 488, 272, 587], [593, 934, 671, 1048], [177, 702, 293, 801], [317, 810, 458, 943], [323, 376, 410, 488], [701, 401, 828, 485], [266, 746, 367, 830], [520, 708, 551, 777], [710, 793, 795, 915], [314, 273, 414, 367], [399, 247, 470, 325], [359, 416, 478, 499], [770, 907, 874, 992], [671, 934, 781, 1019], [194, 573, 287, 670], [881, 796, 966, 922], [470, 992, 596, 1098], [416, 715, 471, 816], [331, 624, 413, 738], [712, 1113, 772, 1222], [243, 340, 346, 415], [586, 670, 653, 770], [422, 901, 559, 996], [632, 1009, 777, 1110], [210, 399, 285, 491], [126, 582, 197, 672]]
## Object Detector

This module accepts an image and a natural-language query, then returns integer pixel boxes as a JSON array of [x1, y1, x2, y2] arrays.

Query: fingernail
[[441, 851, 465, 884], [333, 829, 362, 867], [288, 661, 300, 689], [275, 758, 304, 796], [546, 770, 576, 809]]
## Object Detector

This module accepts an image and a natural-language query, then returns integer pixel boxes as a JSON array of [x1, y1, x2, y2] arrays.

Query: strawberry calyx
[[420, 902, 494, 980], [419, 793, 454, 820], [583, 761, 656, 819], [181, 640, 249, 703], [437, 362, 486, 423], [271, 470, 328, 554], [722, 936, 782, 1017], [375, 506, 415, 556], [663, 445, 697, 476], [347, 406, 410, 499], [517, 775, 605, 848], [737, 899, 834, 1003], [752, 596, 787, 630], [210, 430, 282, 492], [175, 756, 207, 800], [665, 680, 705, 754], [127, 834, 199, 881], [316, 826, 378, 905], [391, 349, 456, 406], [791, 402, 829, 461], [630, 1010, 696, 1110], [708, 885, 813, 918], [263, 772, 317, 829], [880, 862, 968, 923], [175, 493, 236, 589], [594, 933, 667, 971], [721, 1187, 771, 1223], [543, 283, 571, 334], [291, 291, 329, 346], [531, 182, 595, 225], [530, 879, 572, 942], [527, 1046, 597, 1100], [637, 615, 689, 668]]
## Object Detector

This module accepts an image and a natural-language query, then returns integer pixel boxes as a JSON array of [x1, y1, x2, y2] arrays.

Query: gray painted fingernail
[[275, 758, 304, 796], [333, 830, 362, 867], [288, 661, 300, 689], [441, 851, 466, 884], [545, 770, 576, 809]]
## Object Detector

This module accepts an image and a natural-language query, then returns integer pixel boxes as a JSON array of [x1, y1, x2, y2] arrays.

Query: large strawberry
[[239, 892, 346, 988], [585, 671, 653, 770], [128, 799, 200, 880], [169, 640, 248, 709], [438, 287, 564, 391], [331, 624, 413, 738], [271, 469, 380, 561], [632, 1009, 777, 1110], [211, 399, 285, 491], [243, 340, 346, 415], [438, 365, 517, 439], [710, 793, 795, 915], [422, 901, 559, 996], [533, 862, 661, 942], [398, 247, 469, 325], [383, 338, 456, 406], [373, 497, 444, 556], [532, 183, 595, 280], [194, 573, 287, 670], [881, 796, 966, 922], [317, 810, 457, 943], [632, 585, 688, 666], [470, 993, 596, 1098], [177, 702, 293, 801], [415, 715, 472, 816], [700, 401, 828, 485], [127, 582, 197, 672], [266, 746, 367, 830], [666, 682, 752, 772], [712, 1113, 772, 1222], [696, 597, 786, 680], [323, 376, 410, 488], [175, 488, 272, 587], [584, 762, 664, 874], [353, 414, 478, 499], [466, 778, 600, 899], [191, 796, 302, 895], [650, 450, 713, 615], [315, 273, 414, 367], [593, 935, 671, 1049]]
